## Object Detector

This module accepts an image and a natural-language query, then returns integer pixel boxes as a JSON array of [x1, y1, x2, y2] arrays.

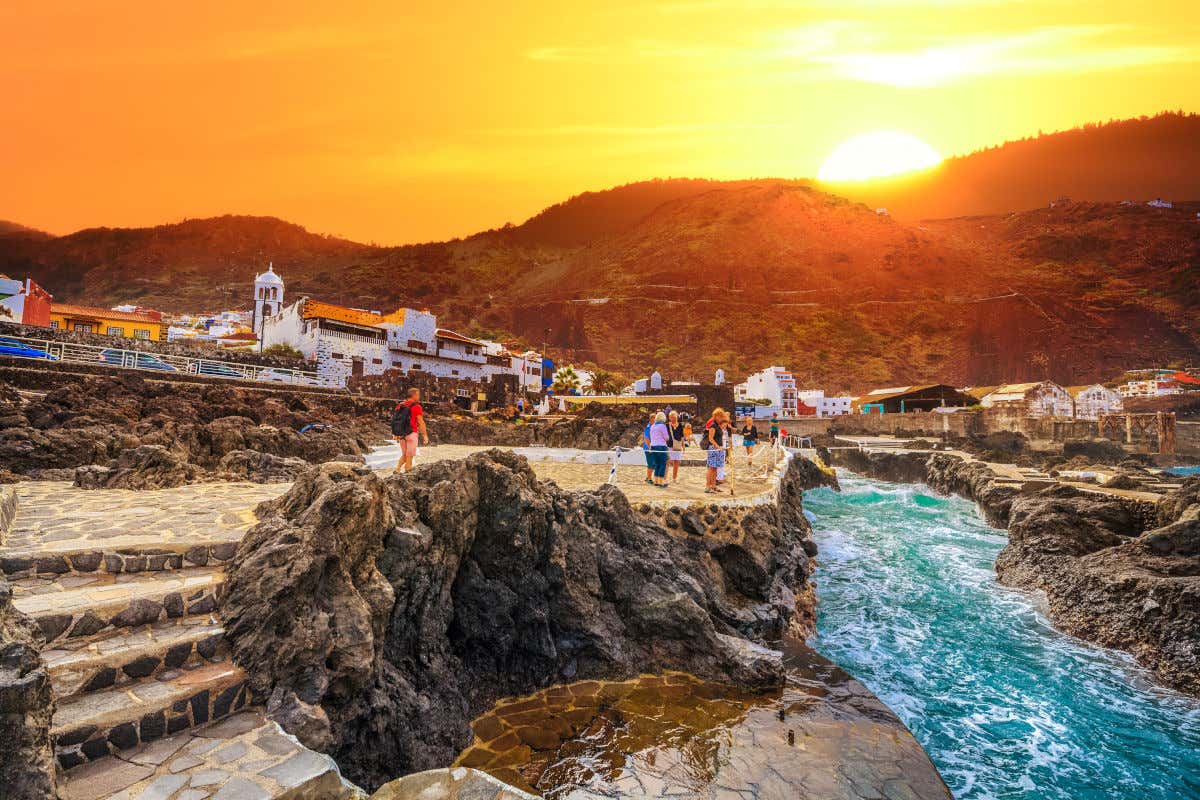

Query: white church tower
[[252, 263, 284, 335]]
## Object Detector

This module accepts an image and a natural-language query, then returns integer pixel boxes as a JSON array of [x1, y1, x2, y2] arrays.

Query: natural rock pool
[[453, 649, 951, 799], [805, 474, 1200, 800]]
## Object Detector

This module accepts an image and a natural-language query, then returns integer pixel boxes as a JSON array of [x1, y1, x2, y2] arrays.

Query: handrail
[[0, 333, 332, 388]]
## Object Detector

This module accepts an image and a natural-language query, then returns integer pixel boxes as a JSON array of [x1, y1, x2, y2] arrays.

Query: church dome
[[254, 264, 283, 285]]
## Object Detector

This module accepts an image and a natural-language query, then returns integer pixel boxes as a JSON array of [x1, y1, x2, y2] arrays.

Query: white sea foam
[[803, 479, 1200, 800]]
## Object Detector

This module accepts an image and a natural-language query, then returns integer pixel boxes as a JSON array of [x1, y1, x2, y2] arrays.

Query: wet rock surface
[[0, 577, 58, 799], [221, 451, 823, 790], [453, 644, 951, 800]]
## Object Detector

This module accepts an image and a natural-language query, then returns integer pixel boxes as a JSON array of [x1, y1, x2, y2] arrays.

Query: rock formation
[[0, 373, 384, 480], [999, 484, 1200, 694], [0, 578, 57, 800], [221, 451, 826, 790]]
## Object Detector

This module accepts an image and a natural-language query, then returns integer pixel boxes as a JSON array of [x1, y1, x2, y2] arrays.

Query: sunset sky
[[3, 1, 1198, 244]]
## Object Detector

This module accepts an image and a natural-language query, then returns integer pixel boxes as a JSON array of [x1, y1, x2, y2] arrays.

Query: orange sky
[[2, 1, 1197, 244]]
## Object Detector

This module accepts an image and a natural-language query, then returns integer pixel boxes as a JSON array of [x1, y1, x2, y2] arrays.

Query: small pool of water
[[1166, 465, 1200, 477], [806, 474, 1200, 800], [454, 646, 950, 799]]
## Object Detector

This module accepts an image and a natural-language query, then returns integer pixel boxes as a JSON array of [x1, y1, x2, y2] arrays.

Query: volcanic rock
[[222, 450, 820, 790], [0, 579, 57, 799]]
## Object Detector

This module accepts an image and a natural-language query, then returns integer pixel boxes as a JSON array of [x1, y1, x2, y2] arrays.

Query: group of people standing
[[642, 407, 780, 493]]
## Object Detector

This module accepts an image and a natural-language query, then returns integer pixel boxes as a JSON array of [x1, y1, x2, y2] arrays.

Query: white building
[[258, 290, 548, 390], [1118, 378, 1181, 398], [734, 367, 799, 416], [1147, 198, 1174, 209], [1068, 384, 1123, 420], [980, 381, 1074, 417], [797, 389, 853, 418], [252, 264, 284, 335]]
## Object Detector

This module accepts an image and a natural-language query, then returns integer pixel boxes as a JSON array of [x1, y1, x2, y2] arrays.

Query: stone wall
[[1177, 422, 1200, 457], [349, 369, 518, 409], [0, 320, 308, 370]]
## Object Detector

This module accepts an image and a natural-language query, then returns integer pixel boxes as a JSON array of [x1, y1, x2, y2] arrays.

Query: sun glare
[[817, 131, 943, 182]]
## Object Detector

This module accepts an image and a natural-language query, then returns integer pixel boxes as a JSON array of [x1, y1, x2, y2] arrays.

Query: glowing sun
[[817, 131, 942, 182]]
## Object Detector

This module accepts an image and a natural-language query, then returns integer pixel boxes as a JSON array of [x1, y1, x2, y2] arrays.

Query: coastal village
[[3, 266, 1197, 430]]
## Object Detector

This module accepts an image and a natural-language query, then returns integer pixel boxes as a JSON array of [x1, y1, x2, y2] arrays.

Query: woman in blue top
[[647, 411, 672, 487]]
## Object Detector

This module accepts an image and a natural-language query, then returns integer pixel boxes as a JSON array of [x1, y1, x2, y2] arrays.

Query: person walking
[[769, 414, 780, 445], [705, 408, 729, 493], [647, 411, 671, 487], [392, 387, 429, 473], [740, 416, 759, 466], [667, 410, 685, 483]]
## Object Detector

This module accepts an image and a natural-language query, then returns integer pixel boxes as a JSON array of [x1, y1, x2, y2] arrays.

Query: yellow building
[[49, 303, 166, 341]]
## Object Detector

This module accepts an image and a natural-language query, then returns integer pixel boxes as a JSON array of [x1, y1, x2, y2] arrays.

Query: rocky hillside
[[1, 181, 1196, 389], [823, 112, 1200, 219]]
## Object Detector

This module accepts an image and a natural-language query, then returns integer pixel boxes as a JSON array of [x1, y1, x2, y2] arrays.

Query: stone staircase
[[2, 481, 358, 800]]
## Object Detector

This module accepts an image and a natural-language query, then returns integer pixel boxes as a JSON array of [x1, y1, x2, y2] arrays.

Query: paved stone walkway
[[369, 443, 784, 505], [58, 710, 359, 800], [1, 482, 286, 575]]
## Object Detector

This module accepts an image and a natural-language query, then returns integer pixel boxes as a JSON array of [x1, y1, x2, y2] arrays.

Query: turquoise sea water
[[1167, 465, 1200, 476], [806, 474, 1200, 800]]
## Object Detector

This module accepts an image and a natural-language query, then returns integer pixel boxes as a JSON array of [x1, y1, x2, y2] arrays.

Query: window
[[133, 329, 150, 340], [451, 370, 459, 376], [371, 358, 382, 365], [411, 363, 422, 371], [407, 339, 427, 351], [106, 326, 123, 336], [456, 388, 470, 397], [73, 323, 93, 333], [49, 320, 59, 328], [331, 352, 344, 359]]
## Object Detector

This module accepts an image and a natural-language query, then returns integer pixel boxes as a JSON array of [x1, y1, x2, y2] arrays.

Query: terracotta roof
[[302, 299, 404, 328], [435, 328, 484, 346], [51, 303, 163, 324]]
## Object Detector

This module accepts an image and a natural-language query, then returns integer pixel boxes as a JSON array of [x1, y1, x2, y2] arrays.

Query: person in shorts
[[392, 388, 429, 473], [705, 408, 729, 493], [768, 415, 780, 444]]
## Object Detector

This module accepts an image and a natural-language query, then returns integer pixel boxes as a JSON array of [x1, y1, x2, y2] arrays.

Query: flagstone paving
[[1, 481, 286, 579]]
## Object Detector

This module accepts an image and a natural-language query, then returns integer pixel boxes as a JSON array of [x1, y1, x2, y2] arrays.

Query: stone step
[[0, 540, 240, 580], [53, 660, 251, 771], [44, 616, 226, 700], [57, 710, 361, 800], [11, 566, 225, 646]]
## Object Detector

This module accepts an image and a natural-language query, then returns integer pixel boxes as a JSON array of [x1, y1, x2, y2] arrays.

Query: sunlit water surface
[[806, 474, 1200, 800]]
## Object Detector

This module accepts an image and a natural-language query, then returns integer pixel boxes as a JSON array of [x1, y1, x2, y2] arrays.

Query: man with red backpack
[[392, 388, 429, 473]]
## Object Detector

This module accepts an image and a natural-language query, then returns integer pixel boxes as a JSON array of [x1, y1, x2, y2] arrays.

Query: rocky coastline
[[219, 450, 837, 791], [830, 447, 1200, 696]]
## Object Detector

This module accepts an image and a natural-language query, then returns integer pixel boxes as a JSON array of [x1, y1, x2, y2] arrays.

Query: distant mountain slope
[[0, 181, 1196, 389], [822, 112, 1200, 219], [0, 220, 52, 240]]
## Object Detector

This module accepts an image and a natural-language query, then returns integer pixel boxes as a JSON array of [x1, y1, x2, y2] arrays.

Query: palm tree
[[550, 365, 581, 393], [587, 367, 624, 396]]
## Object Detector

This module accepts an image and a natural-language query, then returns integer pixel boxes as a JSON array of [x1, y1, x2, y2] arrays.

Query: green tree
[[587, 367, 625, 395], [550, 365, 581, 393]]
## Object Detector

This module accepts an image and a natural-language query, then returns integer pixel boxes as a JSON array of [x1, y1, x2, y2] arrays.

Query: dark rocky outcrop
[[221, 451, 822, 790], [998, 485, 1200, 694], [0, 579, 57, 799], [216, 449, 312, 483], [832, 448, 932, 484], [73, 445, 200, 489], [0, 373, 385, 480], [925, 454, 1020, 528], [426, 403, 652, 451]]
